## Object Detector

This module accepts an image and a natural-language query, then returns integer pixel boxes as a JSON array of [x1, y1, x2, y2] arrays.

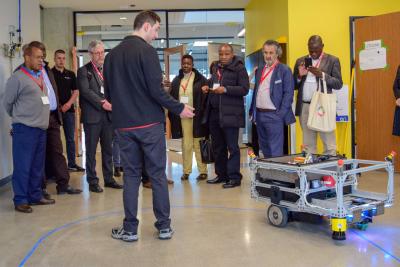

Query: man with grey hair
[[77, 40, 122, 193], [293, 35, 342, 155], [249, 40, 295, 157]]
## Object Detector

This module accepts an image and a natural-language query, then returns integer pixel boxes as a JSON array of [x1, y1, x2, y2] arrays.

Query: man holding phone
[[293, 35, 343, 155]]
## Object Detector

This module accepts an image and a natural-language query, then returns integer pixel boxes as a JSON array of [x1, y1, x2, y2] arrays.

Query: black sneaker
[[111, 226, 138, 242]]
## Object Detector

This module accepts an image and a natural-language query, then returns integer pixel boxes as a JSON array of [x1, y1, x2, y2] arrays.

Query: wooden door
[[354, 12, 400, 169]]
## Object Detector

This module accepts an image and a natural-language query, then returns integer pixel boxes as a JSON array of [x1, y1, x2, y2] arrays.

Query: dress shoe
[[42, 189, 52, 200], [89, 184, 104, 193], [142, 181, 152, 189], [30, 198, 56, 205], [15, 204, 33, 213], [181, 174, 189, 180], [57, 185, 82, 195], [196, 173, 208, 181], [114, 167, 122, 177], [222, 180, 241, 189], [167, 179, 174, 184], [207, 176, 228, 184], [105, 180, 123, 189], [68, 164, 85, 172]]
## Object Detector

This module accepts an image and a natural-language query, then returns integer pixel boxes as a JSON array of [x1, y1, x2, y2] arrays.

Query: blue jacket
[[249, 62, 296, 125]]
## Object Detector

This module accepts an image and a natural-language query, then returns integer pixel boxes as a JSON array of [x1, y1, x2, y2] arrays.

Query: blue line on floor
[[18, 205, 399, 266], [350, 229, 400, 263]]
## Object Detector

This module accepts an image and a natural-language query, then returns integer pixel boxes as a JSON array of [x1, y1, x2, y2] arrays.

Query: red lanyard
[[217, 69, 223, 83], [20, 67, 44, 92], [312, 52, 324, 68], [180, 71, 192, 94], [91, 61, 104, 81], [260, 61, 279, 86]]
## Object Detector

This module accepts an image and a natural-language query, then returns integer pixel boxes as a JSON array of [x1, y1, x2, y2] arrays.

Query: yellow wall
[[245, 0, 288, 54], [245, 0, 400, 157]]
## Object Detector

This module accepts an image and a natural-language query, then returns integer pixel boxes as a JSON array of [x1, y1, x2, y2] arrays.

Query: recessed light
[[129, 4, 136, 7], [120, 17, 128, 20]]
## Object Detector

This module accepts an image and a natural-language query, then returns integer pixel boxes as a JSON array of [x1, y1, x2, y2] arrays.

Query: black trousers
[[117, 123, 171, 233], [83, 113, 113, 185], [44, 112, 70, 191], [209, 110, 242, 181]]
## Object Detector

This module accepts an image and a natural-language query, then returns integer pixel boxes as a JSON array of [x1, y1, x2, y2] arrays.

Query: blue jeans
[[116, 123, 171, 233], [12, 123, 46, 205], [62, 112, 76, 167], [112, 130, 121, 167]]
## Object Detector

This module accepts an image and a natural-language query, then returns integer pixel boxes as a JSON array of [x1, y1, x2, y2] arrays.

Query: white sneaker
[[158, 228, 174, 240]]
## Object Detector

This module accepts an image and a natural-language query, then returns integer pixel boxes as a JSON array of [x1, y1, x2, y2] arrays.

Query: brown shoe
[[167, 179, 174, 184], [180, 174, 189, 180], [30, 198, 56, 205], [143, 181, 152, 189], [196, 173, 208, 180], [15, 204, 33, 213]]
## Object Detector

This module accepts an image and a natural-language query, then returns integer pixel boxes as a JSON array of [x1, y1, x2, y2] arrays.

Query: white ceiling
[[39, 0, 249, 11]]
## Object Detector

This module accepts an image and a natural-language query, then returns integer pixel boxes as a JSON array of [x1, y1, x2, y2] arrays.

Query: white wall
[[0, 0, 41, 180]]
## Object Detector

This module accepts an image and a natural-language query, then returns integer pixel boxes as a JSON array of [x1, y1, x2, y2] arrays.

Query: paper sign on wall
[[335, 85, 349, 122], [359, 39, 387, 71]]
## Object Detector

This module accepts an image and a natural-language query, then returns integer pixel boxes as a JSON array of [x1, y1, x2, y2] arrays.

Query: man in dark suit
[[293, 35, 343, 155], [250, 40, 295, 158], [77, 40, 122, 193]]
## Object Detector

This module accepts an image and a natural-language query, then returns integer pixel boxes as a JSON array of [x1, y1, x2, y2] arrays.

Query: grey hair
[[88, 40, 104, 53], [263, 40, 283, 58]]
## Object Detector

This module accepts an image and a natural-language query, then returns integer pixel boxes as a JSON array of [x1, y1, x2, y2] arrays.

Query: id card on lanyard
[[180, 72, 192, 104], [259, 61, 279, 88], [91, 61, 105, 94], [212, 69, 222, 90], [20, 67, 49, 105]]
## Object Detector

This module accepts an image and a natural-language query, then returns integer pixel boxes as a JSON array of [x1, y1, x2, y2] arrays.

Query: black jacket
[[103, 35, 184, 129], [168, 68, 208, 139], [77, 62, 111, 124], [393, 66, 400, 136], [203, 56, 249, 128]]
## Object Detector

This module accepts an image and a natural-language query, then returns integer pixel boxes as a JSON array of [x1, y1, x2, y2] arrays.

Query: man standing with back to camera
[[104, 10, 194, 242]]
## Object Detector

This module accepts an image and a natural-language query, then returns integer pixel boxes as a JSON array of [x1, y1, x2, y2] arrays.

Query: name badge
[[180, 96, 189, 104], [41, 96, 50, 105], [100, 86, 105, 94], [212, 83, 220, 90]]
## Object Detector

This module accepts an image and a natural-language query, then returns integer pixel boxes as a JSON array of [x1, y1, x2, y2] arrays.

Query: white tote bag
[[307, 73, 337, 132]]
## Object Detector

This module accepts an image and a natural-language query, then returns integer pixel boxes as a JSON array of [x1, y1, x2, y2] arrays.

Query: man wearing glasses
[[77, 40, 122, 193]]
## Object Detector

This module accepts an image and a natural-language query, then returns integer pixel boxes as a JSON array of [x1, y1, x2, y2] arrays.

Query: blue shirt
[[42, 68, 58, 111]]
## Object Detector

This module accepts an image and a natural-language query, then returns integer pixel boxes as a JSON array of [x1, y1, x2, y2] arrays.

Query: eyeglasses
[[91, 51, 105, 56]]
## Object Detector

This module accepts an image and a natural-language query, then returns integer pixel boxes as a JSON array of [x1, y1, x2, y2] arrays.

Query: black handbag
[[199, 138, 214, 164]]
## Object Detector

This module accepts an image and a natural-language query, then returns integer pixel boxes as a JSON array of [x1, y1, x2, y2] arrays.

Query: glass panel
[[167, 10, 245, 77], [75, 11, 167, 51]]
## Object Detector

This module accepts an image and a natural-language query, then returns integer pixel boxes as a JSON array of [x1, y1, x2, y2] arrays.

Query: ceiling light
[[120, 17, 128, 20], [237, 28, 245, 37], [193, 41, 211, 47]]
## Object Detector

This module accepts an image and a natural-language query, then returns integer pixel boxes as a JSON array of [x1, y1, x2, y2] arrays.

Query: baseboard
[[0, 175, 11, 187]]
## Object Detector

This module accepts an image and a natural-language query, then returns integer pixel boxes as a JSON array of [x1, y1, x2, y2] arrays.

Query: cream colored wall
[[0, 0, 41, 180]]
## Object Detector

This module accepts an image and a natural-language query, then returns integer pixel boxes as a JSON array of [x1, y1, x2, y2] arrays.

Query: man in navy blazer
[[250, 40, 295, 157]]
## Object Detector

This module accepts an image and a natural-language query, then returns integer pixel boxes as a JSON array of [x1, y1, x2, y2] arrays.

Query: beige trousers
[[181, 118, 207, 174], [300, 103, 337, 155]]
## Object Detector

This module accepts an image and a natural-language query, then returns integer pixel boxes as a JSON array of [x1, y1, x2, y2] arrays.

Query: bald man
[[293, 35, 343, 155], [202, 44, 249, 188]]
